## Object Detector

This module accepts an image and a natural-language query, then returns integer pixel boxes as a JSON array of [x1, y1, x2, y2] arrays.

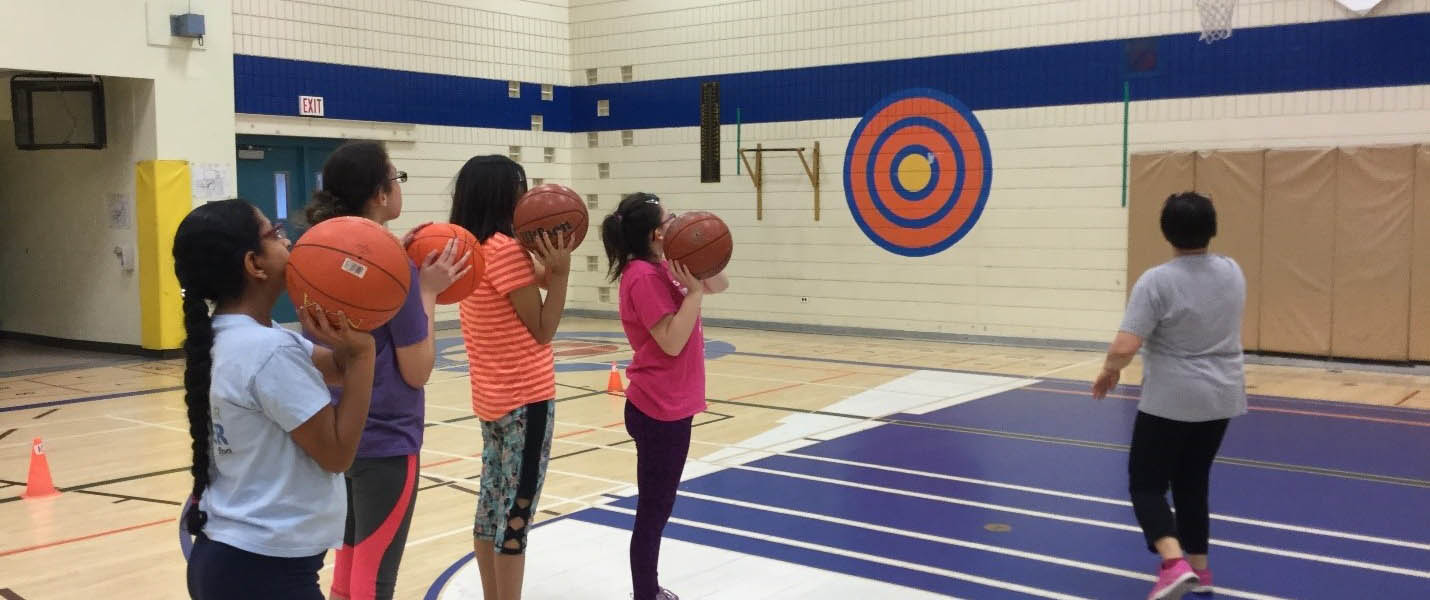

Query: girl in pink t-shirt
[[600, 192, 728, 600]]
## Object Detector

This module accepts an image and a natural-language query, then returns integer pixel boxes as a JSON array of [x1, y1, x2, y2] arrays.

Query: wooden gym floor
[[2, 317, 1428, 599]]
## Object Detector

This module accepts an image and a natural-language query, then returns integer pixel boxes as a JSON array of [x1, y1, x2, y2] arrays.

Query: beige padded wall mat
[[1127, 152, 1193, 298], [1332, 145, 1415, 361], [1412, 146, 1430, 361], [1197, 150, 1264, 350], [1260, 149, 1337, 356]]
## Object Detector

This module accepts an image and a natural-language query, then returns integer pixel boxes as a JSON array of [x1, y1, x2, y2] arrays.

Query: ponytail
[[304, 189, 344, 225], [601, 192, 664, 281], [305, 141, 392, 226], [181, 293, 215, 532]]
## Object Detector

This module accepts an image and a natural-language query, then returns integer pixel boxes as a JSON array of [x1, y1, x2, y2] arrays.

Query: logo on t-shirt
[[211, 406, 233, 455]]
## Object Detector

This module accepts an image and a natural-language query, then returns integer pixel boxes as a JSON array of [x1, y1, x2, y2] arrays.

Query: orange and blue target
[[843, 88, 992, 257]]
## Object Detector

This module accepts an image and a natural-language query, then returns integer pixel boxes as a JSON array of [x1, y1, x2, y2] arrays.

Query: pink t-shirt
[[619, 259, 707, 421]]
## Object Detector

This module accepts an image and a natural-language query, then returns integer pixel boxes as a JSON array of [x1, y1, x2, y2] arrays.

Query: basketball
[[513, 183, 588, 251], [663, 211, 732, 279], [285, 216, 412, 331], [405, 223, 485, 304]]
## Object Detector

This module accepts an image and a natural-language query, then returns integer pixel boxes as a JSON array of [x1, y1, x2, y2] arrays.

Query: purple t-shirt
[[308, 264, 429, 458]]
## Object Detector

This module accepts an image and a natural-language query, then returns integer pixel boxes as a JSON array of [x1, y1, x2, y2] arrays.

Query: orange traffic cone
[[22, 437, 60, 499], [606, 362, 624, 395]]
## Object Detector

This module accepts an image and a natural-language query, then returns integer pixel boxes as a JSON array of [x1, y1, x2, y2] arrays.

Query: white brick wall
[[563, 84, 1430, 341], [570, 0, 1430, 81], [566, 0, 1430, 341], [234, 0, 570, 82], [235, 0, 1430, 341]]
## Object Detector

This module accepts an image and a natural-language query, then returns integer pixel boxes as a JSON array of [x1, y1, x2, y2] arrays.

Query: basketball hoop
[[1196, 0, 1236, 43]]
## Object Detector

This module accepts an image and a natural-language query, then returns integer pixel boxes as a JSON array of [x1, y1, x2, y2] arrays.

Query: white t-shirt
[[200, 314, 344, 557]]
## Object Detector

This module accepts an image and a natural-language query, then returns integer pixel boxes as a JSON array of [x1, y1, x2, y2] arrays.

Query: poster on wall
[[190, 162, 233, 201]]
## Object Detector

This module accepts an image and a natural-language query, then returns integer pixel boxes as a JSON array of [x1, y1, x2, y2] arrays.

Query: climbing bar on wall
[[738, 142, 821, 221]]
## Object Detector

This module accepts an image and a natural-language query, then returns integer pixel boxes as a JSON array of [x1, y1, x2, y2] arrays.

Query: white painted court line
[[106, 414, 189, 433], [318, 479, 630, 574], [513, 414, 1430, 553], [439, 518, 958, 600], [421, 420, 1430, 576], [719, 464, 1430, 580], [698, 370, 1034, 472], [673, 491, 1291, 600], [0, 422, 160, 450], [775, 453, 1430, 552], [591, 503, 1088, 600], [103, 407, 1422, 560], [712, 357, 1103, 447]]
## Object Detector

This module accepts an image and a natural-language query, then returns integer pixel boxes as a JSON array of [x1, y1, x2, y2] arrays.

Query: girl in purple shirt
[[302, 141, 468, 600]]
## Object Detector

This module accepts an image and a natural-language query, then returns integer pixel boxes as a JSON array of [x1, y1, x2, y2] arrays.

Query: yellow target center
[[897, 153, 933, 192]]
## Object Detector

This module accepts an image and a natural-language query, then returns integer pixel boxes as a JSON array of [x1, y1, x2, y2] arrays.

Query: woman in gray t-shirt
[[1093, 192, 1246, 600]]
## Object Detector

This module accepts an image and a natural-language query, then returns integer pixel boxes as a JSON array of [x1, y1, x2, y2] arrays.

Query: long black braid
[[171, 199, 263, 532]]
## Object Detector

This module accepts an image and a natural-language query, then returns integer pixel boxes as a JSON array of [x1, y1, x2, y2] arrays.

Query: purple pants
[[624, 400, 693, 600]]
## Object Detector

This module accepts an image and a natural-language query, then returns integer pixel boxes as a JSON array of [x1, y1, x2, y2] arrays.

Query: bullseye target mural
[[843, 88, 993, 257]]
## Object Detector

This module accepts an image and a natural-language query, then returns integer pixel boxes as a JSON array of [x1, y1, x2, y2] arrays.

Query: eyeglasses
[[262, 222, 289, 241], [391, 171, 408, 183]]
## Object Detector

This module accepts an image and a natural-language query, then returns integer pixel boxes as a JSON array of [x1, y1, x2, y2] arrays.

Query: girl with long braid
[[174, 198, 376, 600]]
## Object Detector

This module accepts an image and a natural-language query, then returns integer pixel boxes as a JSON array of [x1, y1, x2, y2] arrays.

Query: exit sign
[[299, 95, 325, 117]]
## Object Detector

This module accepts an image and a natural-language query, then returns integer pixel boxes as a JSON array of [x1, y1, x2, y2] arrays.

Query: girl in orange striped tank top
[[448, 155, 573, 600]]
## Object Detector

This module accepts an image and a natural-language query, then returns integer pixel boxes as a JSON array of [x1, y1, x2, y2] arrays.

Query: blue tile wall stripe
[[234, 13, 1429, 133]]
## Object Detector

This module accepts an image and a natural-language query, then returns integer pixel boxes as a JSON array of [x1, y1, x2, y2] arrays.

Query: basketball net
[[1196, 0, 1236, 43]]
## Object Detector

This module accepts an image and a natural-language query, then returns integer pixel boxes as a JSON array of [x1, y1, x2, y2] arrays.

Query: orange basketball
[[663, 211, 732, 280], [513, 183, 587, 251], [405, 223, 484, 304], [286, 216, 411, 331]]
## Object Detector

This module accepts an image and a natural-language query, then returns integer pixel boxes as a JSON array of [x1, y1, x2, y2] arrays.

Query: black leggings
[[1128, 411, 1230, 555], [187, 534, 325, 600], [624, 401, 693, 600]]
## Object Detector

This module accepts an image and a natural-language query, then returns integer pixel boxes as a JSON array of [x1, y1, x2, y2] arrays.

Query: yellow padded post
[[135, 160, 191, 351]]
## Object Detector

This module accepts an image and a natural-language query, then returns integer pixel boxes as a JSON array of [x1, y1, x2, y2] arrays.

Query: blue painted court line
[[789, 423, 1430, 544], [672, 464, 1426, 598], [899, 387, 1430, 481], [746, 453, 1430, 573], [0, 386, 184, 414]]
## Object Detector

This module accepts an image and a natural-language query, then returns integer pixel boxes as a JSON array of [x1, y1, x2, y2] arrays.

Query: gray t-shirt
[[201, 314, 345, 557], [1119, 254, 1248, 422]]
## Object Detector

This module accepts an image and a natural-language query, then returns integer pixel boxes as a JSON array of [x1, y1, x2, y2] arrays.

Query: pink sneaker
[[1191, 568, 1213, 594], [1148, 558, 1199, 600]]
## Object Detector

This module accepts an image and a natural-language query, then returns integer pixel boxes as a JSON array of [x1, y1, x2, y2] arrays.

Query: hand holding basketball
[[418, 238, 472, 299], [299, 304, 374, 363], [530, 230, 573, 277], [669, 261, 703, 295]]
